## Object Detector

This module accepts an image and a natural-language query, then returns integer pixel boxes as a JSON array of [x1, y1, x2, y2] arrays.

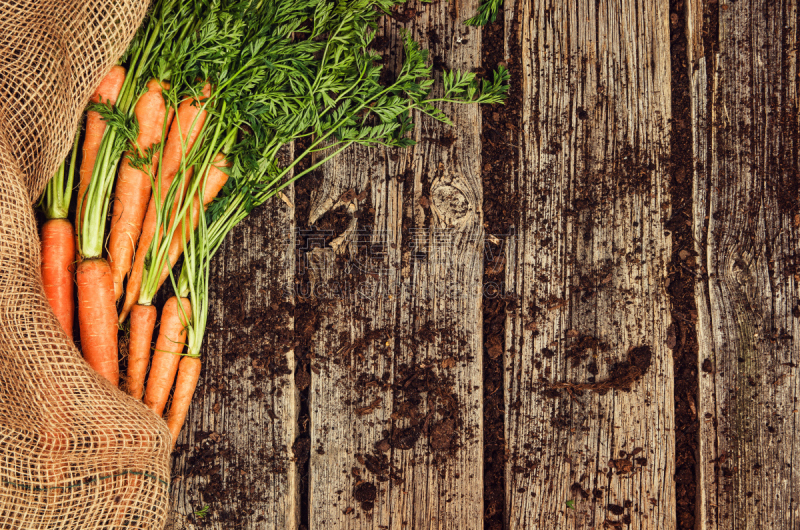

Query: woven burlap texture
[[0, 1, 172, 529]]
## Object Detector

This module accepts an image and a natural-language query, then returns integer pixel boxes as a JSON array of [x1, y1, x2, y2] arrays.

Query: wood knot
[[430, 172, 477, 228], [725, 242, 762, 314]]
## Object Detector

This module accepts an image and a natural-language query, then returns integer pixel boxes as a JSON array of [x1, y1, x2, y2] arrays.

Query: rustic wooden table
[[166, 0, 800, 528]]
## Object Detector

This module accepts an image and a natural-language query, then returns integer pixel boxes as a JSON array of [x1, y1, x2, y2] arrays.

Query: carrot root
[[167, 355, 201, 446], [155, 154, 230, 292], [77, 66, 126, 236], [119, 84, 212, 323], [108, 79, 172, 300], [41, 219, 75, 339], [143, 296, 191, 416], [76, 258, 119, 386], [125, 304, 157, 399]]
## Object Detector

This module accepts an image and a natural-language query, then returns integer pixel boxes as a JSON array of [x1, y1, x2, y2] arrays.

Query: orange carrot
[[76, 258, 119, 386], [125, 304, 157, 399], [158, 83, 212, 180], [76, 66, 126, 236], [155, 154, 230, 291], [108, 79, 173, 300], [120, 84, 212, 322], [41, 219, 75, 339], [144, 296, 191, 416], [167, 355, 201, 445]]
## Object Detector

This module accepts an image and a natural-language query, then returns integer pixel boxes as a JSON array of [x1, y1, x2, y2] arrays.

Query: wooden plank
[[687, 0, 800, 527], [503, 1, 675, 529], [686, 1, 715, 528], [166, 178, 298, 528], [306, 1, 485, 528]]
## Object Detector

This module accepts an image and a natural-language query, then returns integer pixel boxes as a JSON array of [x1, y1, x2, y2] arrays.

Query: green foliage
[[565, 499, 575, 510], [141, 0, 511, 355], [465, 0, 503, 26], [39, 126, 80, 220], [193, 505, 210, 519], [198, 1, 511, 231], [127, 140, 164, 173], [85, 102, 140, 162], [442, 65, 510, 104]]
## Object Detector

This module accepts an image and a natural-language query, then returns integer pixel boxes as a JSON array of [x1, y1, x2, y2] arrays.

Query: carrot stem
[[119, 85, 215, 321], [42, 129, 80, 220], [136, 96, 224, 308]]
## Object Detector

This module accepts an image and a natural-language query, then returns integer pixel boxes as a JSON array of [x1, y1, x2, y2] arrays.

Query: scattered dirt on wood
[[564, 333, 607, 369], [294, 163, 470, 515], [382, 361, 462, 455], [353, 481, 377, 511], [550, 345, 653, 396], [308, 204, 351, 240], [172, 3, 712, 526], [389, 4, 420, 23], [170, 199, 297, 527]]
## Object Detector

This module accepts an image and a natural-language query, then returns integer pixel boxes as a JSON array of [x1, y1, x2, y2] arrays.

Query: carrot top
[[76, 0, 217, 260], [133, 85, 222, 307], [156, 0, 510, 361], [40, 128, 80, 221]]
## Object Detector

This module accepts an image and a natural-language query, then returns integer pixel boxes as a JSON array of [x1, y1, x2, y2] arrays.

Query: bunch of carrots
[[38, 0, 508, 446]]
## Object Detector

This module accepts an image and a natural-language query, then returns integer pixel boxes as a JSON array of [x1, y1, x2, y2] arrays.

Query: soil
[[168, 6, 526, 527], [668, 1, 702, 528], [479, 9, 523, 529], [292, 169, 470, 515], [550, 345, 653, 396], [293, 136, 315, 530]]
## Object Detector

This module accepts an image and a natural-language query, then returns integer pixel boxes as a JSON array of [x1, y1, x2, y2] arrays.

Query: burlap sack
[[0, 1, 172, 528]]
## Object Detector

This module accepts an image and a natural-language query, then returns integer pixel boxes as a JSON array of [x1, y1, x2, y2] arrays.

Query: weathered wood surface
[[306, 1, 485, 528], [157, 1, 800, 528], [166, 184, 298, 529], [686, 1, 715, 527], [688, 0, 800, 528], [502, 1, 675, 529]]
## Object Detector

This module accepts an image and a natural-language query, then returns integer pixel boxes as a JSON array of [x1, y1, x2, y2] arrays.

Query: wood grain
[[502, 0, 674, 528], [686, 1, 715, 527], [166, 181, 298, 529], [687, 0, 800, 527], [306, 1, 485, 528]]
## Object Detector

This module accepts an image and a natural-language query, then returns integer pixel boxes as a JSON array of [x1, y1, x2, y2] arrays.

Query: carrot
[[40, 128, 80, 340], [143, 296, 191, 416], [108, 79, 173, 300], [158, 83, 212, 180], [76, 66, 126, 236], [119, 84, 212, 322], [41, 220, 75, 339], [125, 304, 157, 399], [167, 355, 201, 445], [154, 154, 229, 291], [76, 258, 119, 386]]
